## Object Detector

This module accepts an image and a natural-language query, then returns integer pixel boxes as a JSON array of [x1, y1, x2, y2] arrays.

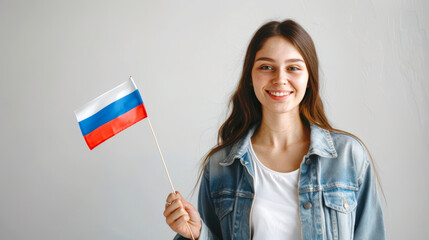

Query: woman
[[163, 19, 385, 240]]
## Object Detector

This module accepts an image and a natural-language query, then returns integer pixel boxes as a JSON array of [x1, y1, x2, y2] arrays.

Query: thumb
[[176, 191, 199, 222], [176, 191, 192, 210], [176, 191, 187, 204]]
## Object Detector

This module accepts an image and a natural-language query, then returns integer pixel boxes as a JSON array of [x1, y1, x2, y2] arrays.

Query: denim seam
[[299, 184, 358, 194], [322, 128, 337, 156], [211, 191, 253, 199], [357, 161, 369, 186], [331, 208, 338, 240]]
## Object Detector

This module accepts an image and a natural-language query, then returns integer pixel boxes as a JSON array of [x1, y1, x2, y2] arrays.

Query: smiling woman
[[163, 19, 386, 240], [251, 36, 309, 116]]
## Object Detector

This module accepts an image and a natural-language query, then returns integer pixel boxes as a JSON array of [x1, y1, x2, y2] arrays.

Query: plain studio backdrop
[[1, 0, 428, 239]]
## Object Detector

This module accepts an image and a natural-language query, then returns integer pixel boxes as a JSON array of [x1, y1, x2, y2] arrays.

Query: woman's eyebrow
[[255, 57, 304, 63]]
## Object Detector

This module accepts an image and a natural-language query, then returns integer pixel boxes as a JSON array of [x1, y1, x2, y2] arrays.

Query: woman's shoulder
[[310, 124, 369, 160], [202, 143, 245, 178], [205, 144, 234, 172], [209, 145, 233, 162], [329, 128, 368, 150], [327, 128, 372, 174], [329, 129, 367, 151], [315, 127, 376, 189]]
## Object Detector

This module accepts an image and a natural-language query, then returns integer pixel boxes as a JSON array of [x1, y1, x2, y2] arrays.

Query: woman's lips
[[266, 90, 293, 99]]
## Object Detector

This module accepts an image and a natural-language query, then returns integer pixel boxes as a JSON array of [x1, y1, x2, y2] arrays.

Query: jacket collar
[[219, 123, 338, 166]]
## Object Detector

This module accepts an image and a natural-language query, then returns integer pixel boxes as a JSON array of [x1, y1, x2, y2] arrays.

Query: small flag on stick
[[74, 76, 195, 239], [75, 76, 147, 150]]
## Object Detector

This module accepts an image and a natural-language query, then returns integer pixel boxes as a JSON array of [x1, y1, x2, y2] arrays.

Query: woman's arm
[[196, 167, 222, 239], [354, 157, 386, 239]]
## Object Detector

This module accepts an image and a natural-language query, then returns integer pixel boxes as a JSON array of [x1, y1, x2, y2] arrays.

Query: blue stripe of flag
[[78, 90, 143, 136]]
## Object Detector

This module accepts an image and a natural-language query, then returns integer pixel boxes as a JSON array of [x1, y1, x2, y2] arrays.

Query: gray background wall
[[1, 0, 428, 239]]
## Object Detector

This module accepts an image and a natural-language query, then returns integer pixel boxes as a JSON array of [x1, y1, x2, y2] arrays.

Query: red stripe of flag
[[83, 104, 147, 150]]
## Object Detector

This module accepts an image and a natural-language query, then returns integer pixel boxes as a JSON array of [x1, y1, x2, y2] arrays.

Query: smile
[[266, 91, 293, 97]]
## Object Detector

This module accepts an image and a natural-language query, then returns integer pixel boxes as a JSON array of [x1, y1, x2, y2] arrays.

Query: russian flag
[[75, 77, 147, 150]]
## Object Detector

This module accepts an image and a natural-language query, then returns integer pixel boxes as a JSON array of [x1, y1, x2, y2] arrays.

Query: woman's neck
[[252, 108, 310, 149]]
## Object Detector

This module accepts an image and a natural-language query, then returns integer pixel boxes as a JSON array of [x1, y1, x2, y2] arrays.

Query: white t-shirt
[[249, 142, 302, 239]]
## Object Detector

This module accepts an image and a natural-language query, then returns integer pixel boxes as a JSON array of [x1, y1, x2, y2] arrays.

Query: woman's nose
[[272, 69, 288, 85]]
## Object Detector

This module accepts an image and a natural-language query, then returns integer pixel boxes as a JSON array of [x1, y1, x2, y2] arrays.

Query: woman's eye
[[288, 66, 300, 71], [260, 65, 272, 70]]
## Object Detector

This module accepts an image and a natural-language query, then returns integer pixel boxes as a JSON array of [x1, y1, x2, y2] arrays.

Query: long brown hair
[[192, 19, 383, 198]]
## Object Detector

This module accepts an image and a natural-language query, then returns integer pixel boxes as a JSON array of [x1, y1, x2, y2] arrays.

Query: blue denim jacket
[[175, 124, 385, 240]]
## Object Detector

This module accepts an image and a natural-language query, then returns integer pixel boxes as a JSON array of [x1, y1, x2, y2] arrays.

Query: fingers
[[164, 192, 189, 223], [163, 196, 181, 217], [165, 192, 180, 209], [165, 192, 177, 205], [174, 192, 191, 208], [165, 191, 184, 205], [163, 191, 202, 239], [166, 205, 189, 225], [169, 214, 190, 230], [178, 195, 199, 221], [176, 191, 185, 201]]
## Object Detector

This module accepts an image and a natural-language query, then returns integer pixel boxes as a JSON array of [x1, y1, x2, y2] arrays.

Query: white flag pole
[[131, 77, 195, 240], [146, 118, 176, 192], [146, 118, 195, 240]]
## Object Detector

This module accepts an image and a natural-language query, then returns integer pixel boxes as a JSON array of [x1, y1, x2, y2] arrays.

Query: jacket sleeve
[[174, 165, 222, 240], [354, 155, 386, 240]]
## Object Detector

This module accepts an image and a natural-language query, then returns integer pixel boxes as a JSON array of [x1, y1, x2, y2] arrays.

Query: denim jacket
[[174, 124, 385, 240]]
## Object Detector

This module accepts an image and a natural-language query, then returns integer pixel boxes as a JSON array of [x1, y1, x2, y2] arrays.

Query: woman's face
[[251, 36, 309, 116]]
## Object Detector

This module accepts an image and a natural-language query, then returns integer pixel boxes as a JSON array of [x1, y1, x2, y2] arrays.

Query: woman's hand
[[164, 191, 202, 239]]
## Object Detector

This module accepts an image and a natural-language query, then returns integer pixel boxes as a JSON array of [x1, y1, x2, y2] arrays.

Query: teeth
[[268, 91, 291, 97]]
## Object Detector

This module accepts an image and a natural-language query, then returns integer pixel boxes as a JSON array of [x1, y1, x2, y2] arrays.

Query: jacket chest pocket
[[322, 188, 357, 240], [212, 191, 235, 220]]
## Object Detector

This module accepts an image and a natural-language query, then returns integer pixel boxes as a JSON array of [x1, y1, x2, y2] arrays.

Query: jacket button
[[305, 158, 311, 165], [304, 202, 312, 209]]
